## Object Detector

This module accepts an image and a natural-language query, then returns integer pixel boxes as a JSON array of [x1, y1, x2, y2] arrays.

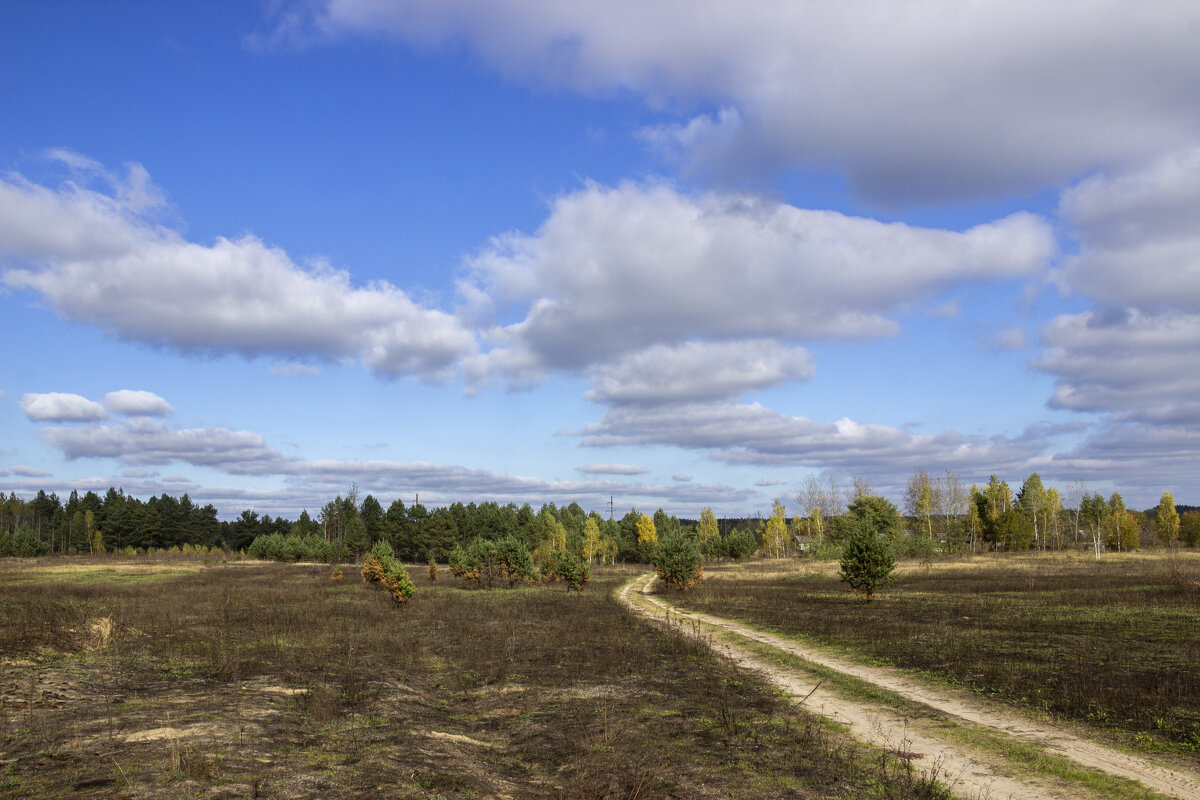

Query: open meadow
[[1, 555, 954, 800], [678, 551, 1200, 760]]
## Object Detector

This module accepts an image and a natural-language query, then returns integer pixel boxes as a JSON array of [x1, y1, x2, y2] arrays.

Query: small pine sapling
[[360, 555, 387, 584], [360, 541, 415, 604], [380, 560, 416, 604]]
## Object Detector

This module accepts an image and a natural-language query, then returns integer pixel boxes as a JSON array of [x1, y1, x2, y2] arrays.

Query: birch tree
[[1106, 493, 1138, 551], [1064, 480, 1086, 548], [759, 499, 789, 558], [1044, 487, 1063, 549], [697, 507, 719, 550], [796, 474, 840, 540], [904, 468, 935, 541], [635, 513, 657, 562], [582, 515, 601, 564], [1080, 492, 1108, 560], [1156, 492, 1180, 546], [1016, 473, 1046, 550], [846, 476, 874, 506]]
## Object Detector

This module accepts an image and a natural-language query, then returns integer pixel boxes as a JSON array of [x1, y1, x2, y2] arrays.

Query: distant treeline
[[0, 488, 220, 557], [1, 480, 1196, 561], [0, 487, 745, 561]]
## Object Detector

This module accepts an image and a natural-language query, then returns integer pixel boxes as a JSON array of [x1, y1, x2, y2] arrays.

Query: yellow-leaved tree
[[1157, 492, 1180, 545], [582, 515, 601, 564], [636, 513, 657, 562], [697, 507, 719, 552], [759, 499, 789, 558]]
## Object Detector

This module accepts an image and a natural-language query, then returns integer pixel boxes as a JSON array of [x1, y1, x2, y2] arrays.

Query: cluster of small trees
[[790, 472, 1197, 557], [0, 526, 50, 557], [246, 531, 351, 563], [449, 536, 538, 588], [446, 535, 591, 592]]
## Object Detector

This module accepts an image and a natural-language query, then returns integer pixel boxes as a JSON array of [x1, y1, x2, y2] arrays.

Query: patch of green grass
[[0, 566, 194, 586], [939, 721, 1175, 800]]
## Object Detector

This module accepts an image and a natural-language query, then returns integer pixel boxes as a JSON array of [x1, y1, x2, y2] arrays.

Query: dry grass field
[[682, 551, 1200, 758], [0, 555, 955, 799]]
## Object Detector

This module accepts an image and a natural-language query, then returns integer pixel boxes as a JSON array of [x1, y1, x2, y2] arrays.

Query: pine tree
[[839, 519, 895, 602], [85, 510, 98, 553], [654, 532, 704, 591]]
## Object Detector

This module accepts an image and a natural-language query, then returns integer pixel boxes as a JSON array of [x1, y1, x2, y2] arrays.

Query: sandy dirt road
[[619, 573, 1200, 800]]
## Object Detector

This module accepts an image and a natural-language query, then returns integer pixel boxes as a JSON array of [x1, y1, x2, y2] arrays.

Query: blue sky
[[3, 1, 1200, 519]]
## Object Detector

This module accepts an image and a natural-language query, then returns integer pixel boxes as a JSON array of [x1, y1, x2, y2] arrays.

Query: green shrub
[[5, 527, 49, 557], [897, 532, 936, 560], [550, 551, 590, 592], [724, 529, 758, 560], [247, 532, 335, 563], [701, 529, 758, 561], [328, 540, 351, 564], [367, 540, 394, 561], [808, 538, 844, 561]]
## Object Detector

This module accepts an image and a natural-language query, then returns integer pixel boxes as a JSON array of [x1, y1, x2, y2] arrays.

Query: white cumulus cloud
[[1037, 150, 1200, 428], [580, 401, 1044, 482], [588, 340, 815, 405], [0, 154, 475, 380], [1035, 311, 1200, 424], [1056, 145, 1200, 311], [20, 392, 109, 422], [464, 182, 1054, 386], [42, 418, 286, 472], [272, 0, 1200, 203], [105, 390, 174, 417]]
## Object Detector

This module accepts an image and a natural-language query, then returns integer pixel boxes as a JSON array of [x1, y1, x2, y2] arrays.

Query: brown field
[[680, 550, 1200, 757], [0, 556, 955, 799]]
